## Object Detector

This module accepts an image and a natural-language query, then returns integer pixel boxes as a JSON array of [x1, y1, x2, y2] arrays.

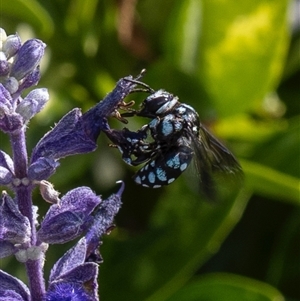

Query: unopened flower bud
[[38, 187, 101, 244], [2, 34, 21, 59], [28, 157, 59, 181], [0, 28, 7, 48], [10, 39, 46, 80], [0, 84, 12, 111], [0, 51, 6, 60], [0, 192, 31, 248], [39, 180, 60, 204], [16, 88, 49, 122], [0, 59, 9, 77], [0, 166, 13, 185], [18, 67, 41, 91], [0, 150, 14, 173], [3, 77, 19, 94]]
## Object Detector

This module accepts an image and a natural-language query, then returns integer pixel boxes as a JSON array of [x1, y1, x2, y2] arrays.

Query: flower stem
[[10, 129, 46, 300]]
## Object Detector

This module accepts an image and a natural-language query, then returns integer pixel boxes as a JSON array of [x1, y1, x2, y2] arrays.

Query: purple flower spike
[[10, 39, 45, 80], [38, 187, 101, 244], [0, 27, 144, 300]]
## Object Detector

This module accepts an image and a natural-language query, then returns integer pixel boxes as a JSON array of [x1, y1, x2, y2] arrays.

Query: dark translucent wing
[[191, 124, 243, 200], [134, 145, 194, 188], [198, 125, 242, 175]]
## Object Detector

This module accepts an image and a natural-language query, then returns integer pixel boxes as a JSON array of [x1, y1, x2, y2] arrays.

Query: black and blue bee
[[105, 80, 242, 198]]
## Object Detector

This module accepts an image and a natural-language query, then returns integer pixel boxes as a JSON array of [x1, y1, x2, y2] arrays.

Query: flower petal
[[0, 270, 30, 301]]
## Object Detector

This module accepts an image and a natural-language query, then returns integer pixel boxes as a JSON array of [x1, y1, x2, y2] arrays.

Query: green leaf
[[241, 159, 300, 205], [1, 0, 54, 37], [166, 273, 285, 301], [164, 0, 290, 117]]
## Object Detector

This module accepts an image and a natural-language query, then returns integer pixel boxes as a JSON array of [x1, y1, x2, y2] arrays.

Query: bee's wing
[[198, 125, 242, 175], [191, 124, 243, 200]]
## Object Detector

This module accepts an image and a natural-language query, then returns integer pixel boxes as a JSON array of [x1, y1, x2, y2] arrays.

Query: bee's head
[[139, 89, 179, 118]]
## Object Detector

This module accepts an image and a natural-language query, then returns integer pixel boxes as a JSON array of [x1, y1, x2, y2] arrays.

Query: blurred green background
[[0, 0, 299, 300]]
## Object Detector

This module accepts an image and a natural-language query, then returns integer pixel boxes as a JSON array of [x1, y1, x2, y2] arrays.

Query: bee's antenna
[[125, 69, 155, 93], [135, 68, 147, 80]]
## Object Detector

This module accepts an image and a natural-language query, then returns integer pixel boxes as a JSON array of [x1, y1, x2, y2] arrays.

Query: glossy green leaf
[[164, 0, 290, 117], [166, 273, 285, 301], [242, 159, 300, 205], [1, 0, 54, 37]]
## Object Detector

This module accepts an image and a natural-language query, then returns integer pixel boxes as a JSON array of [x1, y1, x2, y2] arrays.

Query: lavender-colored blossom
[[0, 83, 13, 112], [31, 108, 98, 162], [0, 51, 6, 60], [45, 281, 96, 301], [49, 237, 88, 281], [27, 157, 58, 181], [47, 238, 99, 300], [3, 76, 19, 94], [16, 88, 49, 122], [10, 38, 45, 81], [0, 59, 10, 77], [0, 112, 23, 133], [0, 288, 27, 301], [0, 270, 30, 301], [0, 166, 13, 185], [0, 193, 31, 257], [31, 74, 138, 163], [0, 150, 14, 173], [18, 66, 41, 91], [2, 33, 21, 59], [85, 182, 124, 259], [38, 187, 101, 244]]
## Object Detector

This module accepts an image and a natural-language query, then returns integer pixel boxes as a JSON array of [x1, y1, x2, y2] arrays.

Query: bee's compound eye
[[142, 90, 177, 116]]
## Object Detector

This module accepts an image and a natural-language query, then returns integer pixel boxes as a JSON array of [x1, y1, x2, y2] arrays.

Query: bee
[[105, 81, 243, 199]]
